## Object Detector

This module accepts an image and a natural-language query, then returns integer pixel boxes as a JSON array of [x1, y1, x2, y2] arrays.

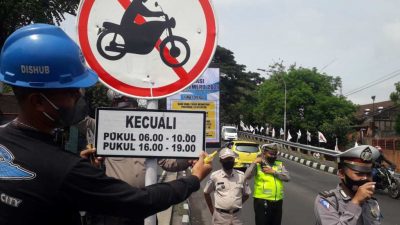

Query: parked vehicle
[[376, 166, 400, 199], [221, 126, 238, 141], [226, 141, 261, 172]]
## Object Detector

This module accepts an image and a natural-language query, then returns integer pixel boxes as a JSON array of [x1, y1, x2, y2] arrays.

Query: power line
[[343, 69, 400, 97]]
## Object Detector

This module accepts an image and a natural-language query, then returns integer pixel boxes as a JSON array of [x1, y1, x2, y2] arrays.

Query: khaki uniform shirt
[[105, 158, 190, 188], [204, 169, 251, 210], [314, 185, 382, 225]]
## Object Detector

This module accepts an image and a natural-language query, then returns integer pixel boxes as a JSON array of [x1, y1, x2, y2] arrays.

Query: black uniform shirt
[[0, 124, 199, 225]]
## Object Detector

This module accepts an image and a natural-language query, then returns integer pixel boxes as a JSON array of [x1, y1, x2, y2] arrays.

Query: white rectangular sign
[[95, 108, 206, 158]]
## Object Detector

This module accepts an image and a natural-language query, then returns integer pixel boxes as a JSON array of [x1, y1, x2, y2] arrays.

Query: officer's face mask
[[267, 157, 277, 164], [40, 93, 88, 127], [266, 151, 277, 164], [221, 159, 235, 171], [342, 173, 369, 193]]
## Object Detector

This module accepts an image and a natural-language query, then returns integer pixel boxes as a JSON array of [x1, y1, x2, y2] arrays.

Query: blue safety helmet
[[0, 23, 98, 88]]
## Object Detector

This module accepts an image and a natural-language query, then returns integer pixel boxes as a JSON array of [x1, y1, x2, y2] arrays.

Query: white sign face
[[95, 108, 205, 158], [77, 0, 217, 99]]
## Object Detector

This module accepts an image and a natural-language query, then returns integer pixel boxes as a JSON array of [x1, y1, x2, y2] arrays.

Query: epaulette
[[236, 169, 244, 175], [319, 191, 335, 198]]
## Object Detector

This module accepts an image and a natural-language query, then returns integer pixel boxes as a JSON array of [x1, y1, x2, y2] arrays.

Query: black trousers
[[253, 198, 283, 225]]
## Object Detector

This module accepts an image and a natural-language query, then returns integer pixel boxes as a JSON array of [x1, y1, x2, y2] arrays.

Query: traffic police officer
[[204, 148, 251, 225], [314, 145, 382, 225], [244, 143, 290, 225], [0, 24, 212, 225]]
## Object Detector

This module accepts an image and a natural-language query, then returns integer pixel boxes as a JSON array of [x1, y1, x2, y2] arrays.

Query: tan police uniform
[[204, 149, 251, 225], [105, 157, 190, 187], [314, 145, 382, 225]]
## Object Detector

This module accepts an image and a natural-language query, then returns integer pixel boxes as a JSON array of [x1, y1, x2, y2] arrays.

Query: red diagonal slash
[[118, 0, 187, 79], [78, 0, 216, 97]]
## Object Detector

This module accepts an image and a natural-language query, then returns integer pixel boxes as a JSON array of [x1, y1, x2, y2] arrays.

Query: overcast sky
[[61, 0, 400, 105], [211, 0, 400, 105]]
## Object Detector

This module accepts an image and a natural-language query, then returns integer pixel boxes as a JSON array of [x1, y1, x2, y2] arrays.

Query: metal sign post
[[145, 99, 158, 225]]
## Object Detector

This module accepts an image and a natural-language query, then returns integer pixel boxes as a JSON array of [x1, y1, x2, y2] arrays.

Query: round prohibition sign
[[78, 0, 217, 99]]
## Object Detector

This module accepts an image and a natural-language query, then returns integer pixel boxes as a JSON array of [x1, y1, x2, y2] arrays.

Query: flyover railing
[[239, 131, 339, 157]]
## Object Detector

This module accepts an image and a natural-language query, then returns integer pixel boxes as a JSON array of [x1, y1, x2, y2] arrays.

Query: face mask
[[222, 161, 235, 171], [41, 93, 88, 127], [342, 173, 369, 193], [267, 157, 277, 164]]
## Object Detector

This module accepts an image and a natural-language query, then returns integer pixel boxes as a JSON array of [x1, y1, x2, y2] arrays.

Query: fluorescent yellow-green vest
[[253, 161, 284, 201]]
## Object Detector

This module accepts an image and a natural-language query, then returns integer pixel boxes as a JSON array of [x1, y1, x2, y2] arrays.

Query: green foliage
[[213, 46, 264, 125], [391, 83, 400, 134], [0, 0, 79, 47], [0, 83, 12, 93], [85, 83, 111, 118], [254, 63, 356, 145], [390, 82, 400, 104], [320, 117, 353, 149], [395, 114, 400, 135]]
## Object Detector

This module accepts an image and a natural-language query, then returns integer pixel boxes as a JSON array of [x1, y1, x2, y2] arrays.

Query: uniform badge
[[319, 199, 330, 209], [370, 201, 381, 220], [339, 190, 348, 199], [360, 148, 372, 161]]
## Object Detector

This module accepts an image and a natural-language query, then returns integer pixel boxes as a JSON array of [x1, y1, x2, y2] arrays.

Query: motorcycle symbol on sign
[[96, 0, 191, 68]]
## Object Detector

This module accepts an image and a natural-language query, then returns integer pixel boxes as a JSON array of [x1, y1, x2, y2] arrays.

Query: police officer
[[244, 143, 290, 225], [314, 145, 382, 225], [204, 148, 251, 225], [0, 24, 212, 225]]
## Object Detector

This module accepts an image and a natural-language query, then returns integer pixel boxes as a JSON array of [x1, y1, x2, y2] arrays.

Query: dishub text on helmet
[[20, 65, 50, 75]]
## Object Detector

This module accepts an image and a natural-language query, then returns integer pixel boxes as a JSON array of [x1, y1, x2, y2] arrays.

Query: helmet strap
[[42, 112, 55, 122], [40, 93, 59, 110]]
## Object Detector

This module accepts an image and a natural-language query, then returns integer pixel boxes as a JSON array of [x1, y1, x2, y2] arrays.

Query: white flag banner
[[272, 128, 276, 138], [260, 126, 264, 133], [318, 131, 327, 143], [335, 138, 339, 151], [250, 125, 254, 132], [354, 141, 358, 147], [297, 129, 302, 140], [307, 130, 311, 142], [287, 130, 292, 141], [266, 127, 269, 135], [255, 126, 259, 132], [240, 120, 245, 130], [280, 128, 284, 136]]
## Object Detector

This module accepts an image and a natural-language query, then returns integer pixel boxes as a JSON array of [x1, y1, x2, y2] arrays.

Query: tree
[[390, 82, 400, 134], [212, 46, 264, 125], [0, 0, 79, 47], [85, 83, 111, 118], [254, 63, 356, 146], [320, 116, 353, 149]]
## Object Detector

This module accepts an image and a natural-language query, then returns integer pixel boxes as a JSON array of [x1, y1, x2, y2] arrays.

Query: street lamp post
[[371, 95, 375, 136], [257, 68, 287, 140]]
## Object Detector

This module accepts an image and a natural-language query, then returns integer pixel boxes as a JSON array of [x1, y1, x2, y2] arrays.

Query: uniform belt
[[215, 208, 240, 214]]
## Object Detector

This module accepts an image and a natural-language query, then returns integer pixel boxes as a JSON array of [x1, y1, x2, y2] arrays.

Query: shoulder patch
[[0, 144, 36, 180], [319, 199, 330, 209]]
